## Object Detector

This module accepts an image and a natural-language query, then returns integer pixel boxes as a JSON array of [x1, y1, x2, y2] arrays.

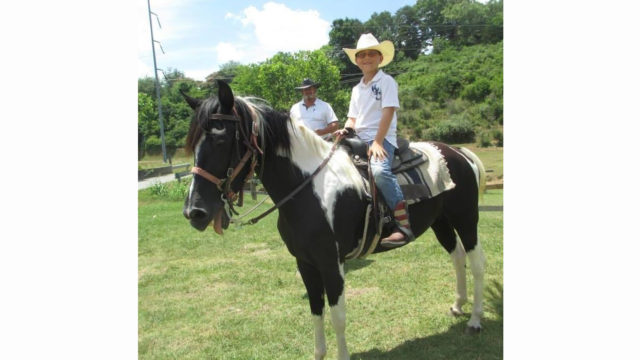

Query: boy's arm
[[344, 117, 355, 129], [369, 107, 395, 160]]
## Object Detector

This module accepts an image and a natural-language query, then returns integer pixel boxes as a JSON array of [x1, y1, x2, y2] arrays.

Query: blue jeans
[[368, 139, 404, 210]]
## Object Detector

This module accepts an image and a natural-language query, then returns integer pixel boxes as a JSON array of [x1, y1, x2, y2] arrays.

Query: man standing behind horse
[[290, 78, 339, 141]]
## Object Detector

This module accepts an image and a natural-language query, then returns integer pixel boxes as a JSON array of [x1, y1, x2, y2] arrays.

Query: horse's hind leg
[[453, 216, 486, 333], [431, 217, 468, 317]]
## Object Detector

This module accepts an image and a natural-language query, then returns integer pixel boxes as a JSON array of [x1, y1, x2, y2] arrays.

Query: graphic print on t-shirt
[[371, 84, 382, 101]]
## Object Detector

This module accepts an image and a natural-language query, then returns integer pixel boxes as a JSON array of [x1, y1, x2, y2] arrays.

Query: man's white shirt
[[290, 98, 339, 140]]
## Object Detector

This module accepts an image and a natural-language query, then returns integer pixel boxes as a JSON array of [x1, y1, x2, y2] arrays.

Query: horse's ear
[[180, 89, 202, 110], [217, 80, 234, 111]]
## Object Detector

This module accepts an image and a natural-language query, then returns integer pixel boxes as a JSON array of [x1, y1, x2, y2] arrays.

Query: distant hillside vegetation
[[396, 41, 503, 145]]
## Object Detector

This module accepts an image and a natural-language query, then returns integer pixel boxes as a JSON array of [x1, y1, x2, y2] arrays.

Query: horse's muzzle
[[183, 203, 230, 234], [183, 205, 211, 231]]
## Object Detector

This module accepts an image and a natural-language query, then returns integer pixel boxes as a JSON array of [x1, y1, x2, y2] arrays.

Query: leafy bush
[[148, 180, 190, 201], [478, 130, 493, 147], [426, 119, 476, 143], [419, 108, 432, 120], [446, 98, 467, 115], [476, 128, 503, 147], [493, 128, 503, 147], [145, 135, 177, 157], [461, 77, 491, 102]]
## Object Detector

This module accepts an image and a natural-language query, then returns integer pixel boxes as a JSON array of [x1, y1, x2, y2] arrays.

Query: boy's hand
[[368, 141, 388, 161], [333, 127, 354, 138], [333, 128, 348, 137]]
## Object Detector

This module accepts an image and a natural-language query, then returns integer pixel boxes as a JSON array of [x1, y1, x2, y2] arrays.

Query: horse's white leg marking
[[467, 242, 486, 329], [329, 262, 349, 360], [313, 313, 327, 360], [450, 237, 468, 316]]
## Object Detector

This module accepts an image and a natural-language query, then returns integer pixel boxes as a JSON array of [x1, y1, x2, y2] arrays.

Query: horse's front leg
[[297, 260, 327, 360], [325, 262, 349, 360]]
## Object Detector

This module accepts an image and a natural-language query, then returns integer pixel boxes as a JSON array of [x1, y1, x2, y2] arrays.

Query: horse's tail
[[458, 147, 486, 197]]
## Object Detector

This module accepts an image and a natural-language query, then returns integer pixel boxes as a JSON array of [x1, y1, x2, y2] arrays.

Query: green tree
[[138, 77, 156, 97], [484, 0, 504, 44], [232, 49, 348, 119], [328, 18, 364, 78], [394, 5, 423, 59], [203, 61, 244, 94], [138, 92, 157, 135], [415, 0, 459, 46], [442, 0, 489, 46], [364, 11, 397, 46]]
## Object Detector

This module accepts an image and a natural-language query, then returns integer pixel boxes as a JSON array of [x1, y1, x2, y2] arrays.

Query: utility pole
[[147, 0, 167, 163]]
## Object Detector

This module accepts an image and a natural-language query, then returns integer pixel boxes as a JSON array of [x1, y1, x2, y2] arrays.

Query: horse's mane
[[284, 118, 366, 199]]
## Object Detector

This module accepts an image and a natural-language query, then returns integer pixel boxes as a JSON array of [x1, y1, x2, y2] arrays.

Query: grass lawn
[[138, 186, 503, 359]]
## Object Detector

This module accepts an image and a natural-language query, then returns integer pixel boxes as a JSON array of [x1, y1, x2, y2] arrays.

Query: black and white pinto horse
[[182, 81, 486, 360]]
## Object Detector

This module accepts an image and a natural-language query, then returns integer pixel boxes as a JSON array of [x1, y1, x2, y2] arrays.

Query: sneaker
[[380, 230, 408, 248]]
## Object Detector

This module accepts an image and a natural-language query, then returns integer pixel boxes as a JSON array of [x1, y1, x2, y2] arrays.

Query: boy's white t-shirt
[[347, 70, 400, 148]]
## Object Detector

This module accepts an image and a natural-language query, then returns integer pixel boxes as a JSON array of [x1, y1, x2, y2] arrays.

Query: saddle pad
[[396, 142, 456, 204]]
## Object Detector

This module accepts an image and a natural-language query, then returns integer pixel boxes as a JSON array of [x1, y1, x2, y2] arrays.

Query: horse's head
[[182, 80, 256, 234]]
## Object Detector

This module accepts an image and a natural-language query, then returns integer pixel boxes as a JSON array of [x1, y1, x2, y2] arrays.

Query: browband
[[209, 114, 239, 121]]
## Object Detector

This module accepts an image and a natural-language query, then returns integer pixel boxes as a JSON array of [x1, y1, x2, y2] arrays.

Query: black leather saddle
[[339, 135, 427, 174]]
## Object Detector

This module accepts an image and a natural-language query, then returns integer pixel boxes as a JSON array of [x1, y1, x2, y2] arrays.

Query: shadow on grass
[[302, 259, 377, 300], [352, 280, 503, 360], [345, 258, 375, 274]]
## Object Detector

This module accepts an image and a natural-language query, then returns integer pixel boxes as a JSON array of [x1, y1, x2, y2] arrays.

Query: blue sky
[[138, 0, 417, 81]]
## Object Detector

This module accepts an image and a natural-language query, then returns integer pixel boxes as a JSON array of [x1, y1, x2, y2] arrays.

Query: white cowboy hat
[[343, 33, 395, 68]]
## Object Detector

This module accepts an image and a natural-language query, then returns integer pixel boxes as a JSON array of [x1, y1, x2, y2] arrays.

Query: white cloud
[[216, 42, 245, 64], [219, 2, 330, 64], [138, 1, 332, 80], [224, 12, 241, 21], [183, 68, 217, 82], [138, 58, 154, 79]]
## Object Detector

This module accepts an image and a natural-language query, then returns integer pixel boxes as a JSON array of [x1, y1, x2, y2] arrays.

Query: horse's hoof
[[450, 307, 465, 317], [465, 325, 482, 335]]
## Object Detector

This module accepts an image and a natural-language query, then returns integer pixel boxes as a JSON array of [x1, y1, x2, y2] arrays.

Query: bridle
[[190, 106, 343, 226], [190, 108, 263, 217]]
